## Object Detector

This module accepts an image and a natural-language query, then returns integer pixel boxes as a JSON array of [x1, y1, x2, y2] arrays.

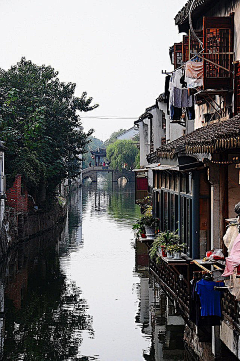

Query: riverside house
[[134, 0, 240, 359]]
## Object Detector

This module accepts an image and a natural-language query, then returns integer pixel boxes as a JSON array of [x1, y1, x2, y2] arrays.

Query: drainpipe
[[192, 170, 200, 258]]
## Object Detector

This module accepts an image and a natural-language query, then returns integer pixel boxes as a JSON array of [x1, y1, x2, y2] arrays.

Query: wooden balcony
[[150, 254, 240, 335], [150, 256, 190, 321]]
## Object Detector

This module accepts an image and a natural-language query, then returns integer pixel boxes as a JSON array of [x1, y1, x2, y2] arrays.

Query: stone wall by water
[[0, 203, 66, 259]]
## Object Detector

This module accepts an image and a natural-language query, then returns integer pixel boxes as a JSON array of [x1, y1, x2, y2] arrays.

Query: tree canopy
[[106, 139, 139, 171], [0, 58, 98, 201]]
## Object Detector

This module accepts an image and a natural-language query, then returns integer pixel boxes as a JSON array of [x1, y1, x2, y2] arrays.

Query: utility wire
[[80, 116, 137, 119]]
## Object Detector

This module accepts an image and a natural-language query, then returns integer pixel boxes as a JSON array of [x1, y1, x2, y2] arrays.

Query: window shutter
[[203, 15, 234, 89]]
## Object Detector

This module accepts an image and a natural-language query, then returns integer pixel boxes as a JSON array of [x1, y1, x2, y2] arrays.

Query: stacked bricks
[[6, 175, 28, 212]]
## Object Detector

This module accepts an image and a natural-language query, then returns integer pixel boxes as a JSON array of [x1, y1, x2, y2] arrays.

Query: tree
[[106, 140, 139, 171], [0, 58, 98, 202], [104, 129, 126, 147]]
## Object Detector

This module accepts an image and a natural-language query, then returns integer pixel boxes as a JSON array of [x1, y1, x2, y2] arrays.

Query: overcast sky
[[0, 0, 186, 141]]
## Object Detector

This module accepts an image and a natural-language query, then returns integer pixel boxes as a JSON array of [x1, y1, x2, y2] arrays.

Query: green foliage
[[149, 230, 180, 261], [149, 238, 163, 260], [134, 151, 140, 169], [132, 218, 145, 236], [106, 139, 139, 171], [166, 243, 186, 253], [140, 215, 158, 227], [155, 230, 180, 246], [0, 58, 98, 200], [104, 129, 126, 147]]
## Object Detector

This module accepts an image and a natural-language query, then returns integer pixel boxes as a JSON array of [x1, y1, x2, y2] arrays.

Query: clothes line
[[161, 50, 205, 75]]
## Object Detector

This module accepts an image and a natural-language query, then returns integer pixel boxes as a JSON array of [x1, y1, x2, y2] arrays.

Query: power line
[[80, 116, 137, 120]]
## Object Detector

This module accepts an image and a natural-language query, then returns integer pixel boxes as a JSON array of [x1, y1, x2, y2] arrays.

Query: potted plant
[[155, 230, 180, 257], [140, 215, 159, 238], [149, 238, 164, 260], [132, 219, 146, 238], [166, 244, 176, 258], [171, 243, 186, 259]]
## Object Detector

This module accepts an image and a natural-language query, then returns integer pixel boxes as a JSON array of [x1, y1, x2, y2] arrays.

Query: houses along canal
[[1, 175, 187, 360]]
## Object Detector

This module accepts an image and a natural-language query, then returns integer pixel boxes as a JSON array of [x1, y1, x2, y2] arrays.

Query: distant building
[[90, 148, 106, 166], [117, 127, 139, 141]]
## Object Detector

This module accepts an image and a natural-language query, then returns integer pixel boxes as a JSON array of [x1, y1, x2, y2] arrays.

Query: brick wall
[[6, 175, 28, 212]]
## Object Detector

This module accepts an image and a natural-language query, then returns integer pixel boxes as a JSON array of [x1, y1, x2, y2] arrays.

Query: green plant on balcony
[[149, 230, 180, 261], [156, 230, 180, 247], [132, 219, 145, 237], [149, 238, 163, 261], [140, 215, 158, 227], [169, 243, 186, 253]]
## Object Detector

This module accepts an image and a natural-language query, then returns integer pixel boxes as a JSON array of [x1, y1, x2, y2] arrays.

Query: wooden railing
[[150, 256, 240, 333], [150, 257, 190, 320]]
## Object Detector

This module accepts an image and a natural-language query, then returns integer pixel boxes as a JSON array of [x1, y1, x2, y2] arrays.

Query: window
[[182, 32, 203, 63], [203, 16, 233, 89]]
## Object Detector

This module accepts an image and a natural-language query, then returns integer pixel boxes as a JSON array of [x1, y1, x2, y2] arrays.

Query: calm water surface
[[60, 178, 151, 360], [2, 175, 186, 360]]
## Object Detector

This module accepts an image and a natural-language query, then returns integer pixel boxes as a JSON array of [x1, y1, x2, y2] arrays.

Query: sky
[[0, 0, 186, 141]]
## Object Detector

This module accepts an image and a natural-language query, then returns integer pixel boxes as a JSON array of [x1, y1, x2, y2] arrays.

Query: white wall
[[139, 121, 149, 167]]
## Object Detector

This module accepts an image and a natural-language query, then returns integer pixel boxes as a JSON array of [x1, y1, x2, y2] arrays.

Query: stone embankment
[[0, 203, 66, 260]]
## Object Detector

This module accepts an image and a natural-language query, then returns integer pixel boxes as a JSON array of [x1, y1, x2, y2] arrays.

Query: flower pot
[[173, 251, 181, 260], [145, 226, 155, 239], [141, 233, 147, 238], [161, 245, 167, 257], [167, 251, 173, 258]]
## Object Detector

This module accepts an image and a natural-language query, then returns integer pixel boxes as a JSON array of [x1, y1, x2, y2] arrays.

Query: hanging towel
[[185, 60, 203, 88]]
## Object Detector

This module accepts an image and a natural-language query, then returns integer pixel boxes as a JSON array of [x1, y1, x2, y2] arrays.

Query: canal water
[[1, 174, 187, 360]]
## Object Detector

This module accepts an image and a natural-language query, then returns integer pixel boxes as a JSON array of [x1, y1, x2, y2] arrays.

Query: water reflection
[[134, 269, 186, 360], [2, 229, 93, 361], [1, 174, 187, 360]]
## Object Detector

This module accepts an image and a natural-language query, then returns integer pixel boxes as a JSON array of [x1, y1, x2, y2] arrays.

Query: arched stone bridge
[[82, 166, 135, 183]]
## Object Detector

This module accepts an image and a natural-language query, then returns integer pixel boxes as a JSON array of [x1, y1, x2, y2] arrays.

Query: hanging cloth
[[196, 279, 224, 317], [222, 233, 240, 277], [185, 60, 203, 88]]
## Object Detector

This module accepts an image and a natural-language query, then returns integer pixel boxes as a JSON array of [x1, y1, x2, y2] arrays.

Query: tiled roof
[[185, 116, 240, 154], [147, 117, 240, 163], [174, 0, 216, 27], [134, 112, 153, 125]]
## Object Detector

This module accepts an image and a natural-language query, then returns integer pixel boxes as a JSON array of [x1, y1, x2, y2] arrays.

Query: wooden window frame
[[203, 15, 234, 90]]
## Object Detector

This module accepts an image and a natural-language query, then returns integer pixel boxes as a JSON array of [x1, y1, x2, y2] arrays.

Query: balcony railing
[[150, 255, 240, 334], [150, 257, 190, 319]]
